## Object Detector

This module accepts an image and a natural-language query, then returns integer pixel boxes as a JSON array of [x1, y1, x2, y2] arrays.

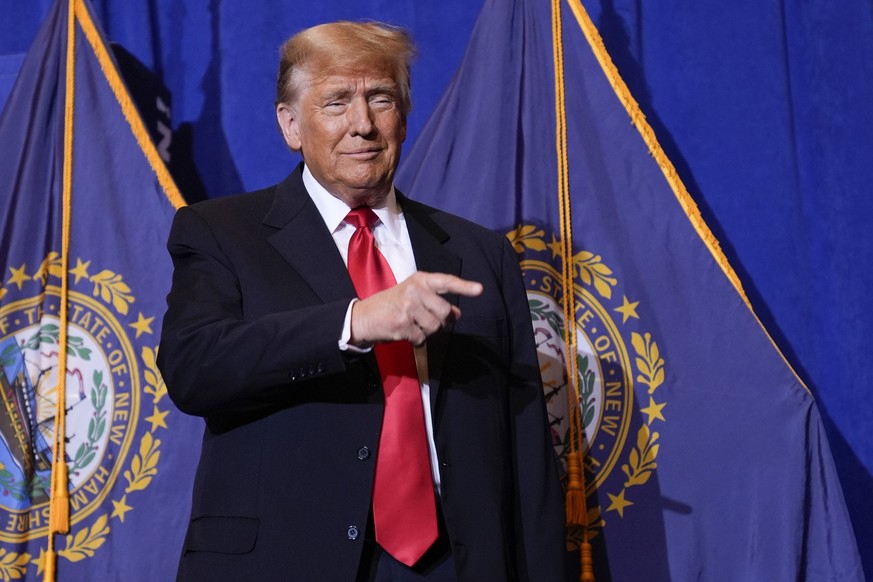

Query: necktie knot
[[346, 207, 379, 230], [345, 207, 391, 299]]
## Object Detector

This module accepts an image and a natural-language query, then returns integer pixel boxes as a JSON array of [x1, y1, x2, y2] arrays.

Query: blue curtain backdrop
[[1, 0, 870, 577]]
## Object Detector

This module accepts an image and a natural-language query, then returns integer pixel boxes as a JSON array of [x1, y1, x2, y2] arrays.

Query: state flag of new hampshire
[[0, 0, 200, 579], [397, 0, 864, 580]]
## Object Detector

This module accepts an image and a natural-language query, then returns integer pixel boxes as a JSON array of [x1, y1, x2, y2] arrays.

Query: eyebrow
[[320, 87, 353, 103], [365, 82, 398, 96], [319, 81, 399, 103]]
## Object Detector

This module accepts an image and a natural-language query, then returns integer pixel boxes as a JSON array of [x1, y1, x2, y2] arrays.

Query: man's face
[[276, 69, 407, 207]]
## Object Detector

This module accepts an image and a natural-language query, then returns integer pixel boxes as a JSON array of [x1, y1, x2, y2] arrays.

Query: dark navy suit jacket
[[157, 165, 566, 581]]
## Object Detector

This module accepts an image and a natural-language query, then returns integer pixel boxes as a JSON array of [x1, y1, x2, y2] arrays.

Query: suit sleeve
[[501, 237, 568, 581], [157, 205, 354, 418]]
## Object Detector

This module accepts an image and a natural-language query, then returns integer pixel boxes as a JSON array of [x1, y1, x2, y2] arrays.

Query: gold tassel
[[566, 451, 595, 581], [580, 540, 595, 582], [43, 544, 57, 582], [565, 451, 587, 526], [48, 462, 70, 534]]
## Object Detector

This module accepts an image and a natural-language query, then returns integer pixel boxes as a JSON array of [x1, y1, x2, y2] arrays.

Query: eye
[[369, 95, 395, 109], [323, 101, 348, 114]]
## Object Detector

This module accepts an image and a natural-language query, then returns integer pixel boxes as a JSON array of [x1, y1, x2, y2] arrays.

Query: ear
[[276, 102, 302, 151]]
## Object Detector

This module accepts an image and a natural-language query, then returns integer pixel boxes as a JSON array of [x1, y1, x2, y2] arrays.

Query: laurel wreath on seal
[[0, 471, 48, 507], [50, 349, 164, 572], [621, 332, 664, 489], [508, 225, 668, 535], [509, 226, 618, 301], [0, 253, 169, 578], [0, 548, 29, 580], [70, 370, 108, 474]]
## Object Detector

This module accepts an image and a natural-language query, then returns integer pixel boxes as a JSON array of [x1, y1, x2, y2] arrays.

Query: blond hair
[[276, 21, 416, 115]]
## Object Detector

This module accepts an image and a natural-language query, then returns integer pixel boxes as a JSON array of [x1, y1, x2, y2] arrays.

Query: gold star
[[614, 295, 640, 323], [111, 494, 133, 522], [7, 264, 31, 290], [641, 396, 666, 424], [145, 405, 169, 431], [606, 489, 634, 518], [32, 547, 47, 575], [69, 258, 91, 284], [547, 234, 562, 259], [129, 313, 155, 338]]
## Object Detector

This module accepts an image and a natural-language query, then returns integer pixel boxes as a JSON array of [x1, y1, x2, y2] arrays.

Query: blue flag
[[0, 0, 200, 578], [397, 0, 863, 579]]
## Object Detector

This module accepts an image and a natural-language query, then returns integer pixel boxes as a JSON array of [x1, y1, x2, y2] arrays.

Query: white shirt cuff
[[338, 299, 372, 353]]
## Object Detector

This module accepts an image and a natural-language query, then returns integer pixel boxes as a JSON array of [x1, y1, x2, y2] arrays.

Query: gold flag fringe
[[75, 0, 186, 210], [43, 0, 185, 582], [562, 0, 811, 393], [43, 0, 188, 578]]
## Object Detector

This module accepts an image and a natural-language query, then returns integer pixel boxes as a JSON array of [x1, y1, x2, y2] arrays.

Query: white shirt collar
[[302, 164, 403, 243]]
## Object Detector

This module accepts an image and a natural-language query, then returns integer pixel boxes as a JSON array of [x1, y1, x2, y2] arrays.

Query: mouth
[[343, 148, 382, 160]]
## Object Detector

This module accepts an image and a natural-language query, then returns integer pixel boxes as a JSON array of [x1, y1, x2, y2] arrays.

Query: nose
[[347, 97, 375, 137]]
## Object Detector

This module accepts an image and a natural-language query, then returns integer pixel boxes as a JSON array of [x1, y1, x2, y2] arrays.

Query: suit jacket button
[[347, 526, 360, 540], [357, 446, 370, 461]]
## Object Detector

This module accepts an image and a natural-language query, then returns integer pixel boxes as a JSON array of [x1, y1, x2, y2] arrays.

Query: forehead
[[299, 50, 396, 83], [300, 68, 399, 97]]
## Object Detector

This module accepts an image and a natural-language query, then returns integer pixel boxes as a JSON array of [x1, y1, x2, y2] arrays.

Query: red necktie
[[345, 208, 438, 566]]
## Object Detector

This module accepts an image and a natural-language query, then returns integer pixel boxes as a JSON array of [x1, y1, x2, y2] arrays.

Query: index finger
[[421, 272, 483, 297]]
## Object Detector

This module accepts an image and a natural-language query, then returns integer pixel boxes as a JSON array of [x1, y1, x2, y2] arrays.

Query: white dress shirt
[[301, 165, 442, 490]]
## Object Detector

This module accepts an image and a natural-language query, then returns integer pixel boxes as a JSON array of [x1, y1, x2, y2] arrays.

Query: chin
[[341, 172, 391, 191]]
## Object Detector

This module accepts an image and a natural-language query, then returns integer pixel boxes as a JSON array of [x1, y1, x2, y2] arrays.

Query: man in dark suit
[[158, 21, 566, 581]]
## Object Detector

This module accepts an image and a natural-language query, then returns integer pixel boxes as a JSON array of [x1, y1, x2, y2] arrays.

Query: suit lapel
[[262, 177, 459, 410], [264, 169, 357, 304], [399, 193, 462, 411]]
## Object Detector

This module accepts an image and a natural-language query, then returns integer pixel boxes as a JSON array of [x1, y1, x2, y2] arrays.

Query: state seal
[[0, 252, 169, 579], [508, 225, 668, 542]]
